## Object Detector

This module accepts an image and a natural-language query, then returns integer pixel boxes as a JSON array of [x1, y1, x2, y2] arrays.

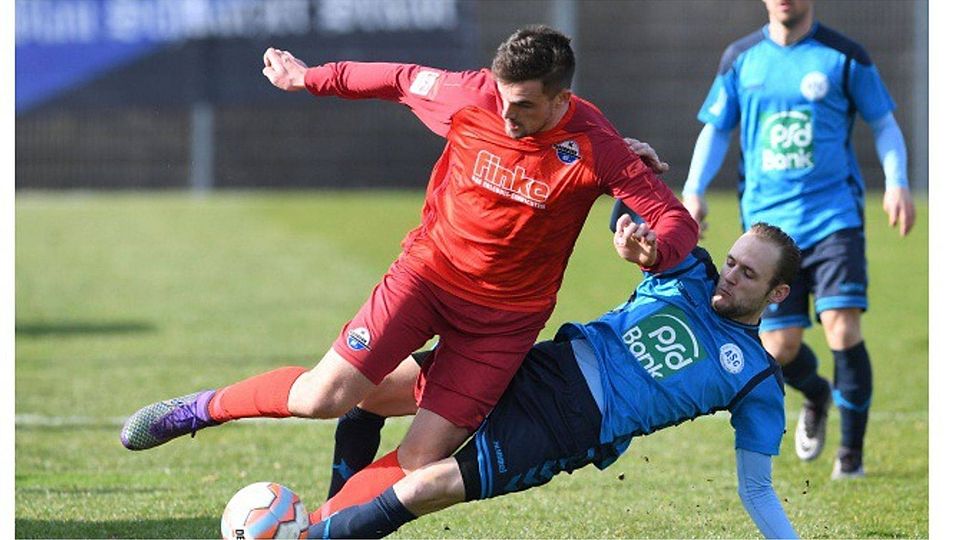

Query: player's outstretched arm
[[262, 47, 308, 91], [735, 448, 798, 539]]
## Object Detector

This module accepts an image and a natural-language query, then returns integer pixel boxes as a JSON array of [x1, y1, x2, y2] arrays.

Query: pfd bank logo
[[347, 327, 372, 351], [472, 150, 551, 209], [760, 108, 814, 172], [621, 305, 703, 379]]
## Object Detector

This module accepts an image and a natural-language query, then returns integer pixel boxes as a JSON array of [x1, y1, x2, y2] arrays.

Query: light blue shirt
[[693, 22, 896, 249]]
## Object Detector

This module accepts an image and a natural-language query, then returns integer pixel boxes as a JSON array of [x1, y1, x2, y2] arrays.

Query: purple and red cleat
[[120, 390, 220, 450]]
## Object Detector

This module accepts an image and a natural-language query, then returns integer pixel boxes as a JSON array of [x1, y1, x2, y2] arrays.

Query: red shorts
[[333, 260, 552, 430]]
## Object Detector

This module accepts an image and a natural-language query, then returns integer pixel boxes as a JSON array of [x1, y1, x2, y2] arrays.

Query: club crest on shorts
[[719, 343, 744, 374], [554, 140, 580, 164], [347, 327, 372, 351]]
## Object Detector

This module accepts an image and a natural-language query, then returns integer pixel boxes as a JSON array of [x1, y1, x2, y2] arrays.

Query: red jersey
[[305, 62, 698, 311]]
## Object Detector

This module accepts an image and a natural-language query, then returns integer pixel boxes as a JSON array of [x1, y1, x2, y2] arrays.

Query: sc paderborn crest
[[554, 140, 580, 164]]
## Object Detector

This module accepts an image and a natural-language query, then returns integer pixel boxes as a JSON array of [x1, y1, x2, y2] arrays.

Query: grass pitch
[[15, 191, 927, 538]]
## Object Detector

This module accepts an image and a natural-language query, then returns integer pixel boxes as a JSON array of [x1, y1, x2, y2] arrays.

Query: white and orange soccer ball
[[221, 482, 310, 539]]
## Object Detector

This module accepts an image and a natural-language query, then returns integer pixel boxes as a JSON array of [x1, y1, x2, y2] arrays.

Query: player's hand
[[262, 47, 308, 92], [623, 137, 669, 174], [614, 213, 659, 267], [882, 186, 916, 237], [682, 193, 708, 239]]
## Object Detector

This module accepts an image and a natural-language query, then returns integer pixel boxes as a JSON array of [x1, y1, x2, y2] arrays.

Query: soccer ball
[[221, 482, 310, 539]]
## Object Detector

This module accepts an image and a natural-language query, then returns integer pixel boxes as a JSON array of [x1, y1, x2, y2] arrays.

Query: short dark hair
[[748, 222, 801, 288], [491, 25, 575, 96]]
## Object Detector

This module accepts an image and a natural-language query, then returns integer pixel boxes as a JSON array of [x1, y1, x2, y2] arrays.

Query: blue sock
[[832, 342, 872, 450], [780, 343, 831, 405], [327, 407, 385, 499], [308, 486, 416, 539]]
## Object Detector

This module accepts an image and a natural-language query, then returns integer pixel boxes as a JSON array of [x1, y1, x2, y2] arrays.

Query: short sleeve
[[730, 375, 785, 456], [849, 59, 896, 122]]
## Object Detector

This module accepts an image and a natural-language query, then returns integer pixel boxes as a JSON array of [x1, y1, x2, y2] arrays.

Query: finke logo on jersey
[[472, 150, 551, 209], [621, 305, 703, 379], [409, 70, 441, 98], [553, 140, 580, 164], [719, 343, 745, 374], [800, 71, 829, 101], [346, 327, 372, 351], [760, 109, 814, 172]]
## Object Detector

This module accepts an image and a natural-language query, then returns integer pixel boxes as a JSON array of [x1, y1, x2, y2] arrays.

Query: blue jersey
[[559, 249, 785, 458], [698, 22, 895, 249]]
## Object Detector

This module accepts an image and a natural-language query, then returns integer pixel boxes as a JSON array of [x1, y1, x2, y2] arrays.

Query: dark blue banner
[[16, 0, 476, 113]]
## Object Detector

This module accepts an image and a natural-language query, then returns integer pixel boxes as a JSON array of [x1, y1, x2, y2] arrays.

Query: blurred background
[[15, 0, 927, 193]]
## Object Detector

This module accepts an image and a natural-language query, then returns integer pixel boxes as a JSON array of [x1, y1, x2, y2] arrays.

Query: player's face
[[763, 0, 813, 28], [711, 233, 789, 324], [496, 79, 571, 139]]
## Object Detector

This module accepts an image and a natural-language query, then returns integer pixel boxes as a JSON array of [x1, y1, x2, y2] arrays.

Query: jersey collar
[[762, 20, 820, 49]]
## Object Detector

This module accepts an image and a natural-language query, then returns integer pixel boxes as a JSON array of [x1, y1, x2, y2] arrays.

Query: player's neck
[[767, 16, 814, 46], [543, 101, 571, 133]]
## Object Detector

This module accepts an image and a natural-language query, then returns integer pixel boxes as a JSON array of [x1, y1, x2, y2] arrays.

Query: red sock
[[207, 366, 308, 422], [309, 449, 406, 523]]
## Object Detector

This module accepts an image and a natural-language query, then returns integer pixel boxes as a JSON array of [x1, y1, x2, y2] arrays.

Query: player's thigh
[[453, 341, 603, 501], [417, 305, 552, 431], [808, 228, 868, 317], [759, 260, 813, 335], [332, 261, 440, 385], [397, 408, 472, 470], [357, 355, 422, 417]]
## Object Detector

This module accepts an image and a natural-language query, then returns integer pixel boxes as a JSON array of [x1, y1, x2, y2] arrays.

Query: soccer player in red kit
[[120, 26, 698, 510]]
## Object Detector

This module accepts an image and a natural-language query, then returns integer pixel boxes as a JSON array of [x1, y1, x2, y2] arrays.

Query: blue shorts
[[454, 340, 613, 501], [759, 228, 868, 333]]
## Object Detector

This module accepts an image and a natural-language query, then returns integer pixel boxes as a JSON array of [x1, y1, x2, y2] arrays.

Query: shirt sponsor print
[[621, 305, 703, 379], [760, 108, 814, 172], [471, 150, 551, 209]]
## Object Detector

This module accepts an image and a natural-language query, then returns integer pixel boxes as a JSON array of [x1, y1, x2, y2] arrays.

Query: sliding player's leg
[[309, 340, 606, 538]]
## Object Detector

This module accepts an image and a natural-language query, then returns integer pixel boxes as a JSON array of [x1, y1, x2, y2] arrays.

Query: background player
[[305, 220, 800, 539], [120, 25, 698, 508], [678, 0, 915, 478]]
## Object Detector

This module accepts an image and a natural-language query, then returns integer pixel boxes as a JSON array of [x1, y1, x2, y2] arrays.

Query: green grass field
[[15, 191, 927, 538]]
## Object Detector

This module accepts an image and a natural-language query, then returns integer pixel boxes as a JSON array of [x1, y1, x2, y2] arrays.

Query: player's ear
[[768, 283, 790, 305], [552, 88, 572, 106]]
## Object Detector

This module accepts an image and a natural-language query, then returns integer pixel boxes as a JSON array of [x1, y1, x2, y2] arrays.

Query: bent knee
[[821, 309, 863, 349], [286, 357, 374, 419], [761, 329, 803, 364]]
